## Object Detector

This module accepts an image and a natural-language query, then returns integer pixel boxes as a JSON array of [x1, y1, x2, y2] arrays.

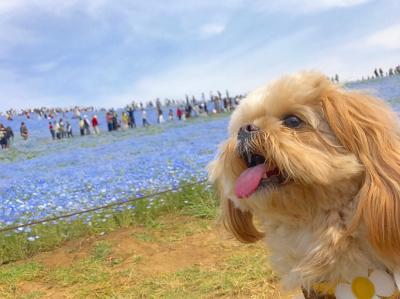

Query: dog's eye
[[282, 115, 303, 128]]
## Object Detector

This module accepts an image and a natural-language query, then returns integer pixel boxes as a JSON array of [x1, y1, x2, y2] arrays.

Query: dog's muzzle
[[237, 123, 261, 161], [237, 124, 260, 143]]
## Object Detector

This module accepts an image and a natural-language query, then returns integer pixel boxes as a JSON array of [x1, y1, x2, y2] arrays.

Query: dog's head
[[209, 71, 400, 262]]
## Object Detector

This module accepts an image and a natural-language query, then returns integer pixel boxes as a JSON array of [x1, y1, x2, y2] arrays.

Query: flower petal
[[394, 268, 400, 290], [345, 266, 369, 283], [335, 283, 357, 299], [369, 269, 395, 297]]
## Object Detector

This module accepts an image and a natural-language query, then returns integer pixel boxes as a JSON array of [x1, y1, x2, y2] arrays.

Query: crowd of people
[[0, 91, 245, 149], [3, 63, 400, 150], [0, 122, 28, 149], [4, 64, 400, 149], [0, 124, 14, 149], [370, 65, 400, 79], [48, 119, 73, 140], [331, 65, 400, 83], [5, 64, 399, 148]]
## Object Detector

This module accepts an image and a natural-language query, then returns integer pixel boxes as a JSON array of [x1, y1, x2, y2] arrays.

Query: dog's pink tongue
[[235, 164, 266, 199]]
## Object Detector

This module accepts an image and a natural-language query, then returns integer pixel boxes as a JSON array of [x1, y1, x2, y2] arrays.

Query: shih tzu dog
[[208, 72, 400, 298]]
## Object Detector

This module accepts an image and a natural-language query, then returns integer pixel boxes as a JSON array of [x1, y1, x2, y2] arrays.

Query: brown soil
[[32, 218, 241, 272], [2, 216, 293, 298]]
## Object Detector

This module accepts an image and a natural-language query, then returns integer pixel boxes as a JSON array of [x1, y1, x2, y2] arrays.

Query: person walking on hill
[[92, 115, 100, 134], [112, 112, 118, 131], [20, 122, 29, 140], [176, 107, 183, 120], [127, 106, 136, 128], [0, 123, 7, 149], [66, 122, 73, 138], [79, 117, 85, 136], [141, 109, 150, 127], [49, 121, 55, 140], [55, 121, 61, 139], [122, 112, 130, 130], [106, 112, 113, 132], [374, 68, 379, 78], [59, 118, 65, 138], [5, 127, 14, 148], [83, 116, 91, 135], [157, 109, 164, 124]]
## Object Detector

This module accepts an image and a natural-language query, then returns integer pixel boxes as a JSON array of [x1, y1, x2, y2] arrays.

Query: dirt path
[[0, 216, 296, 298]]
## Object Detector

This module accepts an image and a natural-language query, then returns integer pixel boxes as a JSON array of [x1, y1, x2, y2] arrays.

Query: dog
[[208, 72, 400, 298]]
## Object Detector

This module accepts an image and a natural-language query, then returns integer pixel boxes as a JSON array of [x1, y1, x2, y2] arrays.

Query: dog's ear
[[208, 141, 264, 243], [322, 88, 400, 262], [221, 197, 264, 243]]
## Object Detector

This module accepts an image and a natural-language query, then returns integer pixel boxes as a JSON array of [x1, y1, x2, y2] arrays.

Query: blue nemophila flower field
[[0, 115, 228, 228], [0, 76, 399, 231]]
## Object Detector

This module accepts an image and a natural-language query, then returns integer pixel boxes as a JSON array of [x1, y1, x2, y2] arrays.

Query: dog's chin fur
[[208, 71, 400, 291]]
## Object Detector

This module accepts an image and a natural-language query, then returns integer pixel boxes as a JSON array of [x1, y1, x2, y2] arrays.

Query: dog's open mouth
[[235, 153, 286, 199]]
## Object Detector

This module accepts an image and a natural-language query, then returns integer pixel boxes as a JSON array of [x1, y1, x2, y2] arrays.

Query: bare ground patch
[[0, 215, 298, 298]]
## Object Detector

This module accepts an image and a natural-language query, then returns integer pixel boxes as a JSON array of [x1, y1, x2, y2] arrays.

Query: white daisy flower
[[394, 269, 400, 290], [335, 269, 396, 299]]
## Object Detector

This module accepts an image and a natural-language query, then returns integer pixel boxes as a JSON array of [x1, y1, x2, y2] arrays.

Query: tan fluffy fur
[[208, 71, 400, 292]]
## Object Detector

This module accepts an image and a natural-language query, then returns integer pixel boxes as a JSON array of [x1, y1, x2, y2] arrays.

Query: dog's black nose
[[238, 124, 260, 142], [243, 124, 260, 132]]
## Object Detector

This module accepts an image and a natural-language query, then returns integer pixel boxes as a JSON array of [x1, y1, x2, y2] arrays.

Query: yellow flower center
[[351, 276, 375, 299]]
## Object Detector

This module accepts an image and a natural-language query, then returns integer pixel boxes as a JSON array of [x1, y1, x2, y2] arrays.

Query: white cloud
[[363, 23, 400, 50], [257, 0, 371, 14], [95, 28, 315, 107], [0, 24, 37, 58], [0, 0, 113, 20], [0, 0, 397, 110], [0, 0, 372, 19], [304, 23, 400, 81], [0, 1, 21, 14], [342, 23, 400, 53], [199, 23, 226, 38], [0, 0, 240, 18], [311, 0, 371, 8]]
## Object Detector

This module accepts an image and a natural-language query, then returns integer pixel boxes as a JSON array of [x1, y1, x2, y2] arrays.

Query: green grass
[[0, 262, 44, 298], [118, 250, 280, 299], [20, 291, 45, 299], [91, 241, 113, 261], [0, 262, 44, 285], [0, 225, 282, 298], [0, 179, 292, 298], [49, 259, 112, 286], [0, 183, 290, 299], [0, 182, 216, 264]]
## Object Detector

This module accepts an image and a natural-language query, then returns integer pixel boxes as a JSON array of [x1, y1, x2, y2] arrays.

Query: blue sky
[[0, 0, 399, 110]]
